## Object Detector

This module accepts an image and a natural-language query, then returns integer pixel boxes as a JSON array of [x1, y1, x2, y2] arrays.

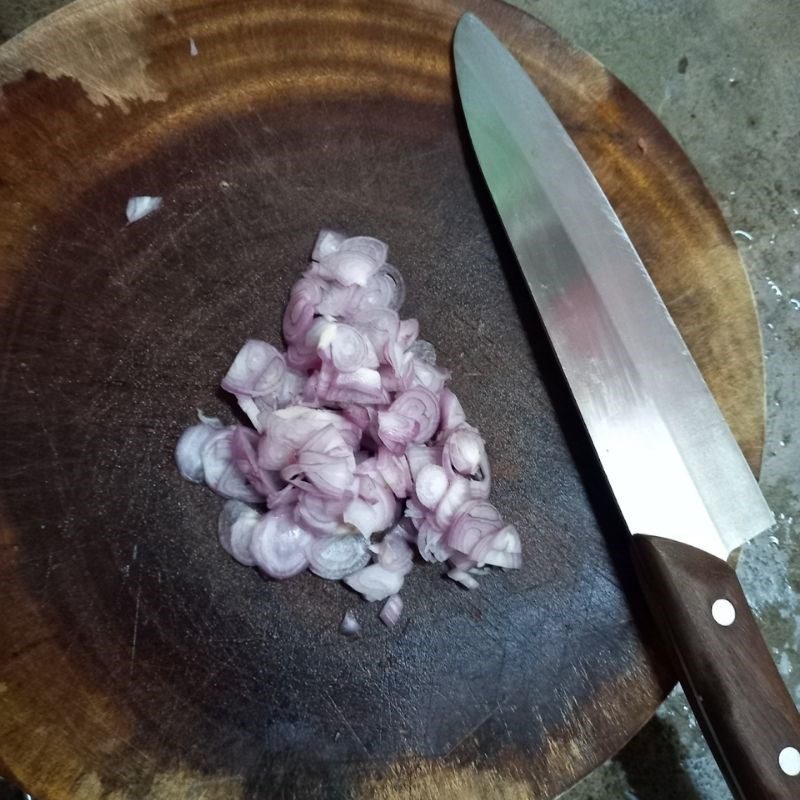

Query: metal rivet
[[779, 746, 800, 776], [711, 598, 736, 626]]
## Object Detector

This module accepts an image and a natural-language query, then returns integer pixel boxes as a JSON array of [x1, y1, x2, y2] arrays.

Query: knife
[[454, 13, 800, 799]]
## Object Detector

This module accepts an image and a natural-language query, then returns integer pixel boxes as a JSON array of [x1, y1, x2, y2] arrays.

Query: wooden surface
[[0, 0, 766, 798], [633, 535, 800, 799]]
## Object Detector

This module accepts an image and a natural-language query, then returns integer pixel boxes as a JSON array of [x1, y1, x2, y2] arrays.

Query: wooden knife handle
[[632, 533, 800, 799]]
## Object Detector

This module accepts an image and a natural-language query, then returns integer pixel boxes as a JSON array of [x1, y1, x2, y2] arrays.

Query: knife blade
[[454, 13, 800, 800]]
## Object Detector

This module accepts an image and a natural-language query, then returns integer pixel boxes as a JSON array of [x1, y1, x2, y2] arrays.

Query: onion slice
[[218, 500, 260, 566], [311, 229, 347, 262], [176, 229, 522, 616], [447, 568, 479, 590], [371, 531, 414, 575], [376, 447, 412, 498], [379, 594, 403, 626], [414, 464, 448, 510], [201, 428, 263, 502], [175, 418, 223, 483], [126, 195, 162, 223], [314, 236, 387, 286], [250, 508, 312, 579], [389, 387, 440, 444], [340, 610, 361, 637], [308, 533, 371, 580], [344, 563, 405, 602]]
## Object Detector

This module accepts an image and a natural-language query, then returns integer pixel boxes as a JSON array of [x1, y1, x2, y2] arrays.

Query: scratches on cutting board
[[0, 0, 166, 110], [129, 572, 143, 677], [324, 689, 371, 758]]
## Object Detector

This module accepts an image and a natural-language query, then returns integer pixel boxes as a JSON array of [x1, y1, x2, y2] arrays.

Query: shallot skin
[[176, 230, 522, 623]]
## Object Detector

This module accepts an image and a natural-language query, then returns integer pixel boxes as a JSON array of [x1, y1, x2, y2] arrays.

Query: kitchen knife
[[454, 13, 800, 800]]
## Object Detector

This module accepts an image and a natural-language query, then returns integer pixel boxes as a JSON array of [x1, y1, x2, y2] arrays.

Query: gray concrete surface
[[0, 1, 797, 799]]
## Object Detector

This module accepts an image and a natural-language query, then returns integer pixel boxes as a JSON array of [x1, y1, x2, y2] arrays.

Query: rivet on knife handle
[[633, 534, 800, 800]]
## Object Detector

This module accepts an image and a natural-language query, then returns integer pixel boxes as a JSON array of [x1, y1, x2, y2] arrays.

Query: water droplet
[[729, 190, 737, 198], [733, 229, 753, 242], [769, 535, 780, 546], [767, 322, 775, 330], [793, 208, 799, 216], [779, 440, 786, 447], [790, 298, 800, 310]]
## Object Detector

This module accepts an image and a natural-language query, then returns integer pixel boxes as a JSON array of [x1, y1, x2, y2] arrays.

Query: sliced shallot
[[344, 563, 405, 602], [201, 428, 263, 502], [311, 229, 347, 262], [176, 229, 523, 625], [250, 508, 312, 579], [308, 533, 371, 580], [340, 610, 362, 637], [371, 530, 414, 575], [414, 463, 448, 510], [126, 195, 162, 223], [447, 568, 479, 590], [175, 417, 223, 483], [218, 500, 260, 566], [389, 387, 440, 444], [314, 236, 387, 286], [379, 594, 403, 626]]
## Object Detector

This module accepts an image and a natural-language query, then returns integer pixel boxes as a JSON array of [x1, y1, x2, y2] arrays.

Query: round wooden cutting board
[[0, 1, 765, 798]]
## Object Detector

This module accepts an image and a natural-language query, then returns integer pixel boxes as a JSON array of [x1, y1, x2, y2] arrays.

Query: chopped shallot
[[340, 610, 361, 637], [344, 563, 404, 602], [379, 594, 403, 626], [126, 195, 162, 223], [176, 230, 522, 626]]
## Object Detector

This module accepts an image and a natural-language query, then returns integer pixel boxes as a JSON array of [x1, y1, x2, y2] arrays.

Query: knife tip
[[454, 12, 497, 56], [455, 11, 480, 36], [454, 12, 481, 58]]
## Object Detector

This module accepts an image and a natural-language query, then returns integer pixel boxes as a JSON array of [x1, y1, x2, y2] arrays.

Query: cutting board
[[0, 1, 766, 798]]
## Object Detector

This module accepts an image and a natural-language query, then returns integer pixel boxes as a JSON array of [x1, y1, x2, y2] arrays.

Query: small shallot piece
[[340, 610, 362, 637], [379, 594, 403, 626], [126, 195, 162, 223], [176, 229, 523, 627], [343, 563, 404, 602], [447, 568, 479, 590]]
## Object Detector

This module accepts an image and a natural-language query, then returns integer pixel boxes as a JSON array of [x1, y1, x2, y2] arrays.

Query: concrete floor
[[1, 1, 798, 799]]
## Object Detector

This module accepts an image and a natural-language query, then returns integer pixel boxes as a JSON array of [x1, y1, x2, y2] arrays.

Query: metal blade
[[454, 13, 773, 559]]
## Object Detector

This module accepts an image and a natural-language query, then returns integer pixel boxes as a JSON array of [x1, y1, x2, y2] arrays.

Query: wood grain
[[633, 535, 800, 799], [0, 1, 766, 798]]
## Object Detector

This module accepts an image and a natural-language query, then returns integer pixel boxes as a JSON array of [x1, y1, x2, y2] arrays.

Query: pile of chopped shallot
[[176, 230, 521, 628]]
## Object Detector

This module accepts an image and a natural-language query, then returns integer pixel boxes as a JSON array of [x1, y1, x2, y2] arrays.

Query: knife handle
[[632, 533, 800, 800]]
